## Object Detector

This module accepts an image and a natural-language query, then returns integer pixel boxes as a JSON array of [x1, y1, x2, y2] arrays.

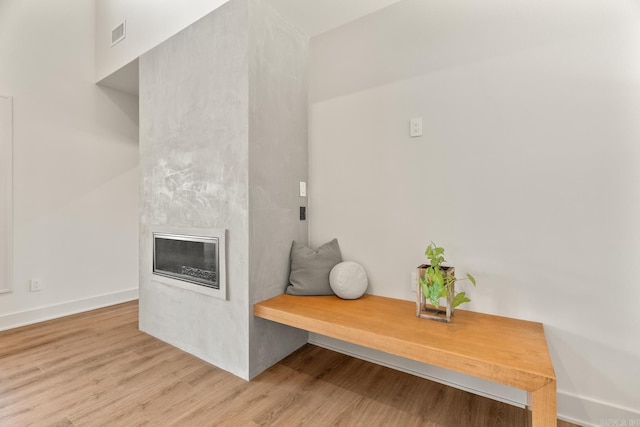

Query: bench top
[[254, 293, 555, 391]]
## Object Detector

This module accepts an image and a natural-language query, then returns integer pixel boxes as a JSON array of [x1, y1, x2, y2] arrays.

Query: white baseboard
[[0, 288, 139, 331], [308, 333, 640, 427], [557, 390, 640, 427]]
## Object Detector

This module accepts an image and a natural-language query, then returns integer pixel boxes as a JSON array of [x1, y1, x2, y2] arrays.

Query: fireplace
[[151, 229, 226, 300]]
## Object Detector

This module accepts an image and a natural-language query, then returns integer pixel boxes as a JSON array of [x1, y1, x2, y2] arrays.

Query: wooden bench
[[254, 294, 557, 427]]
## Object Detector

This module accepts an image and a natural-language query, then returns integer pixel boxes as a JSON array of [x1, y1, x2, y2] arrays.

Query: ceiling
[[97, 0, 404, 95]]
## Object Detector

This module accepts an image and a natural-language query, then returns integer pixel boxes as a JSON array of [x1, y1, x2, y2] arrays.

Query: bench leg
[[528, 380, 557, 427]]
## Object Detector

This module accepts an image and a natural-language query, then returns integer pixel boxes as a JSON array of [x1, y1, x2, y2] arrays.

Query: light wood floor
[[0, 301, 578, 427]]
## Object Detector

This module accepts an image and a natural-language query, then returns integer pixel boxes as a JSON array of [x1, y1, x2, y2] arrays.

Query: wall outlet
[[410, 272, 417, 292], [30, 278, 42, 292]]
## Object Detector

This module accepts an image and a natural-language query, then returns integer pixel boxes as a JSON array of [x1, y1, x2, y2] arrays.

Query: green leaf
[[421, 282, 430, 298], [418, 275, 427, 286], [425, 243, 447, 268], [452, 292, 471, 308], [467, 273, 477, 286], [428, 282, 444, 307], [425, 245, 434, 259], [432, 271, 444, 288]]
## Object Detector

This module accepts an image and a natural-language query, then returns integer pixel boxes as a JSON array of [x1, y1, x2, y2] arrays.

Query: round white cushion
[[329, 261, 368, 300]]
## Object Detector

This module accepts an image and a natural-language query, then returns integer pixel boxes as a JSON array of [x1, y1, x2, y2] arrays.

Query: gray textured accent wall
[[247, 0, 309, 379], [139, 0, 308, 380]]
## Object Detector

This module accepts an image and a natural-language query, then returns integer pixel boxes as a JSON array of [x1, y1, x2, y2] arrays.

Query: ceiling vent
[[111, 21, 126, 47]]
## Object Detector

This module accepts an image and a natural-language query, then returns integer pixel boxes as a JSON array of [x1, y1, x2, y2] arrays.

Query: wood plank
[[529, 381, 558, 427], [254, 294, 556, 392]]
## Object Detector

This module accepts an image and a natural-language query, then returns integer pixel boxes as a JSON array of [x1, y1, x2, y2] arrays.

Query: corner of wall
[[247, 0, 310, 377]]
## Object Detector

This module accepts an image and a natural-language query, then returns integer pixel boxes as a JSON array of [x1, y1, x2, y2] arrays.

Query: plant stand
[[416, 264, 455, 323]]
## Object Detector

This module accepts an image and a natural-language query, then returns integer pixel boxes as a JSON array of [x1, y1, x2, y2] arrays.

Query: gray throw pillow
[[286, 239, 343, 296]]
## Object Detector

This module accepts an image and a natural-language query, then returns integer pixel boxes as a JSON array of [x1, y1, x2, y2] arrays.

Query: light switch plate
[[410, 117, 423, 137]]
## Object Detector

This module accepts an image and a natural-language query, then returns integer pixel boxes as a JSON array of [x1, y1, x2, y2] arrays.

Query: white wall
[[261, 0, 404, 38], [94, 0, 412, 86], [309, 0, 640, 425], [0, 96, 12, 293], [0, 0, 139, 329], [95, 0, 231, 82]]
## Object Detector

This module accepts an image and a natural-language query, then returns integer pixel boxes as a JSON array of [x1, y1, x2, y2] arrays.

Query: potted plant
[[416, 243, 476, 323]]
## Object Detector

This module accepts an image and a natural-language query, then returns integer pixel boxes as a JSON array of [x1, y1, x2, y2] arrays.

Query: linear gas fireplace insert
[[153, 233, 219, 289]]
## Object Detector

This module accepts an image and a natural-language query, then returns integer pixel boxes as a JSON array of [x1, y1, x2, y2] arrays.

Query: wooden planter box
[[416, 264, 455, 323]]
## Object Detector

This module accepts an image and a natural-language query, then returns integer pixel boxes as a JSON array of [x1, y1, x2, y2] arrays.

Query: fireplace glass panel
[[153, 233, 218, 289]]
